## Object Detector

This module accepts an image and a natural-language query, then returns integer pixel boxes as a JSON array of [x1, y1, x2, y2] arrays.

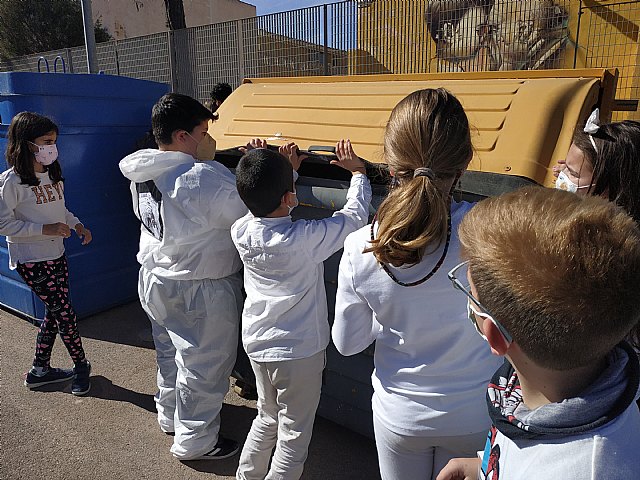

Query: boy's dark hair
[[135, 129, 158, 150], [236, 148, 294, 217], [151, 93, 214, 146], [210, 82, 233, 103], [6, 111, 63, 186]]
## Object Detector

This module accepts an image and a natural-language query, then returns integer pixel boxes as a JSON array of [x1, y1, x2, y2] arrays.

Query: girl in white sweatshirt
[[331, 89, 502, 480], [0, 112, 92, 395]]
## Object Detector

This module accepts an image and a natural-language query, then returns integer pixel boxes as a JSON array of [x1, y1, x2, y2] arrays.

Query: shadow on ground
[[26, 374, 156, 413], [79, 301, 155, 349], [184, 403, 381, 479]]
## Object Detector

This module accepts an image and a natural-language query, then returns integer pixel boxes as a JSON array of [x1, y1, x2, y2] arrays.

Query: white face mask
[[555, 170, 590, 193], [29, 142, 58, 166]]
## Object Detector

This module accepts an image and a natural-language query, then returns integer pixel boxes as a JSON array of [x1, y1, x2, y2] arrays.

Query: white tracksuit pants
[[139, 267, 242, 459], [236, 350, 325, 480], [373, 414, 487, 480]]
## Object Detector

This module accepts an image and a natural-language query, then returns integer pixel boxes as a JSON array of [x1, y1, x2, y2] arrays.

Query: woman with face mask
[[0, 111, 93, 395], [553, 110, 640, 352]]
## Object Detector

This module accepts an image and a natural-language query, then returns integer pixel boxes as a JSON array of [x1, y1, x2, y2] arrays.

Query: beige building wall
[[92, 0, 256, 40]]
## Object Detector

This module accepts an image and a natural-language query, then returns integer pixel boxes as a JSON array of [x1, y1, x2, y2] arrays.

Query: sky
[[246, 0, 330, 16]]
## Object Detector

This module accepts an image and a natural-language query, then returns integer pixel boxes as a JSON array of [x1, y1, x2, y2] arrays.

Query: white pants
[[373, 415, 487, 480], [139, 268, 242, 460], [236, 350, 325, 480]]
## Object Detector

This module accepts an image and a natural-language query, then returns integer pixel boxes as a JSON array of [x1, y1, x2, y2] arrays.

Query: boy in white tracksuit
[[119, 93, 247, 461], [231, 140, 371, 480], [437, 187, 640, 480]]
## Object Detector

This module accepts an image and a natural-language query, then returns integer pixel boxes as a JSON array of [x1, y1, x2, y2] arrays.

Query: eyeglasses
[[447, 261, 513, 345]]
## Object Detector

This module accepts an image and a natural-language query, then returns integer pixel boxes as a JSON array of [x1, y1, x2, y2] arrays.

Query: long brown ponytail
[[366, 88, 472, 266]]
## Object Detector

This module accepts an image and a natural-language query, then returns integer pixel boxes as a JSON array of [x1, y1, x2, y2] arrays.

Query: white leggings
[[373, 415, 486, 480]]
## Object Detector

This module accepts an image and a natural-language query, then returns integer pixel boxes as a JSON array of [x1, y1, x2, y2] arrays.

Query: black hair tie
[[413, 167, 435, 180]]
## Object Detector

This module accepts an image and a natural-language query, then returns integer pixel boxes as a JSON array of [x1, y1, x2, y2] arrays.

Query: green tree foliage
[[0, 0, 112, 59]]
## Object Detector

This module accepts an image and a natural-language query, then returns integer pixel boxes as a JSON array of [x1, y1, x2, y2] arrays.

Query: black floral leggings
[[16, 255, 86, 368]]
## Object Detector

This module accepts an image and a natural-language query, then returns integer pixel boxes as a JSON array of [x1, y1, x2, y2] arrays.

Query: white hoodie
[[119, 149, 247, 280]]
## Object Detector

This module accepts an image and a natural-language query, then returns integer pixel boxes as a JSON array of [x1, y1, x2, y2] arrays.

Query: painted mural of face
[[426, 0, 568, 72]]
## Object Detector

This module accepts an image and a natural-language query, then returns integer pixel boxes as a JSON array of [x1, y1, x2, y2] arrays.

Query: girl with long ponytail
[[332, 88, 501, 480]]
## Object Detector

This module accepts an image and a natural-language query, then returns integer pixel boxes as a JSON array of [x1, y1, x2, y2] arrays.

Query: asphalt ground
[[0, 302, 380, 480]]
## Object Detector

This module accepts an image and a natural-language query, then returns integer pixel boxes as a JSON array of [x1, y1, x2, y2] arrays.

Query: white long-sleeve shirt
[[119, 149, 247, 280], [332, 201, 502, 437], [0, 169, 80, 268], [231, 173, 372, 362], [478, 346, 640, 479]]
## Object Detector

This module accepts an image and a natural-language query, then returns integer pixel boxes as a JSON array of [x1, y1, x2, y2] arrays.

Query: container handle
[[53, 55, 66, 73], [37, 57, 50, 73], [308, 145, 336, 154]]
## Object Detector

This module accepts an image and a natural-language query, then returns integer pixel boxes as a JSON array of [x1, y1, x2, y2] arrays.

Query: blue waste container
[[0, 72, 169, 319]]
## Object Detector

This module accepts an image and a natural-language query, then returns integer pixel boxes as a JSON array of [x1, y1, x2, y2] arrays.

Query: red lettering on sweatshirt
[[31, 186, 47, 204], [43, 184, 57, 202], [52, 182, 64, 200]]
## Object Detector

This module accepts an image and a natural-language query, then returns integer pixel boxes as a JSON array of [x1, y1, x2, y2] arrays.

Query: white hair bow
[[584, 108, 600, 153]]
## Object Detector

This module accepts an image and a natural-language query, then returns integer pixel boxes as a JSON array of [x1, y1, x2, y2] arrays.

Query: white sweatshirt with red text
[[0, 168, 80, 268]]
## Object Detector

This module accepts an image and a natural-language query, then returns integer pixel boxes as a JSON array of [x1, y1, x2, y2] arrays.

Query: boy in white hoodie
[[438, 187, 640, 480], [119, 93, 247, 461], [232, 139, 372, 480]]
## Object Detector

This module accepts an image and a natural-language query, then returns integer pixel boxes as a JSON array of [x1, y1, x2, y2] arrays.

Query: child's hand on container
[[279, 142, 307, 171], [43, 222, 71, 238], [74, 223, 92, 245], [239, 137, 268, 153], [333, 139, 366, 176], [552, 159, 566, 178]]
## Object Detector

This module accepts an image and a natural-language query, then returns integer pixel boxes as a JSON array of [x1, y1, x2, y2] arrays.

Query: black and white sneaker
[[24, 367, 74, 389], [72, 360, 91, 396], [184, 436, 239, 461]]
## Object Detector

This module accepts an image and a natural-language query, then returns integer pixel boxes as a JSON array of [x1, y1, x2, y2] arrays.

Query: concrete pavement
[[0, 301, 380, 480]]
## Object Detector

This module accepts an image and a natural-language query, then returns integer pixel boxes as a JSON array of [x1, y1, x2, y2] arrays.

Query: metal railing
[[1, 1, 638, 119]]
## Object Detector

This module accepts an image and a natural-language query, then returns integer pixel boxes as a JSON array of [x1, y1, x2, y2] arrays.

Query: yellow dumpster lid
[[210, 69, 617, 188]]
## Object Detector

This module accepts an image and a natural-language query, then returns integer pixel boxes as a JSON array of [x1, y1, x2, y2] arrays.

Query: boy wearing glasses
[[440, 186, 640, 480], [231, 139, 371, 480]]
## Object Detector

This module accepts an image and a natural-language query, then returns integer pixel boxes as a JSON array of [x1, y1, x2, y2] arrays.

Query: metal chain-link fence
[[1, 1, 638, 119]]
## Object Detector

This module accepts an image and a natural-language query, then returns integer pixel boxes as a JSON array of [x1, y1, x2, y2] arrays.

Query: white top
[[231, 173, 372, 362], [119, 149, 247, 280], [479, 405, 640, 479], [332, 201, 503, 437], [0, 169, 80, 268], [478, 344, 640, 479]]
